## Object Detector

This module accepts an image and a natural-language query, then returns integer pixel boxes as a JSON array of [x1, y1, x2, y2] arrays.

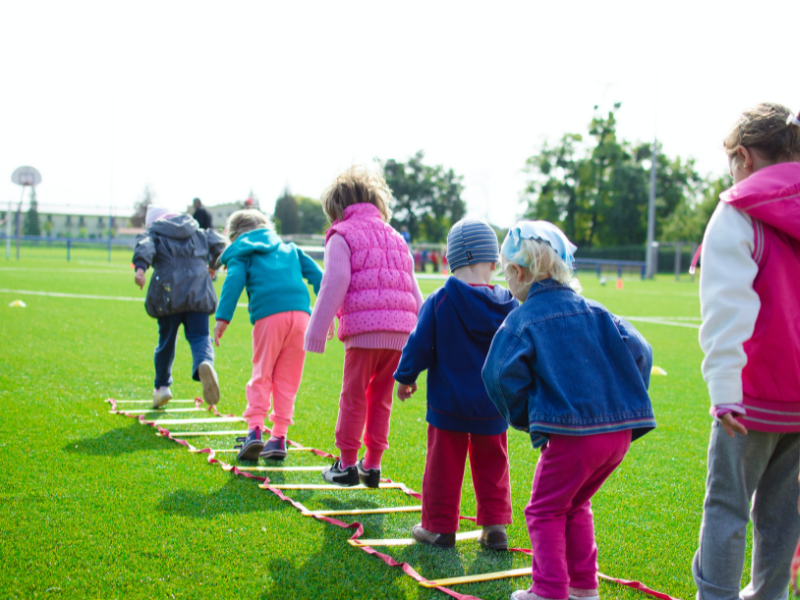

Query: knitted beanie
[[145, 206, 178, 227], [446, 219, 500, 272]]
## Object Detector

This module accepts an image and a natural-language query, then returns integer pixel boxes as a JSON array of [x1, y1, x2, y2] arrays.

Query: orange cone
[[616, 278, 623, 290]]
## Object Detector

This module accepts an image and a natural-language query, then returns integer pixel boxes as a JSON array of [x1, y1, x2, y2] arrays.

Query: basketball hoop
[[11, 166, 42, 187]]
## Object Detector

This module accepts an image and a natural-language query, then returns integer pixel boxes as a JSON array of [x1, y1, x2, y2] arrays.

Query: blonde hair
[[501, 238, 581, 298], [320, 164, 393, 223], [225, 209, 271, 242], [724, 103, 800, 168]]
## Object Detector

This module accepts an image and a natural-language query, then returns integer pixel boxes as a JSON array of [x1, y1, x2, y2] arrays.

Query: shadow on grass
[[64, 422, 164, 456], [159, 476, 286, 518]]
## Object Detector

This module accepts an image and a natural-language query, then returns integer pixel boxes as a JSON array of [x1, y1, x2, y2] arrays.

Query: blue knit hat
[[446, 219, 500, 272]]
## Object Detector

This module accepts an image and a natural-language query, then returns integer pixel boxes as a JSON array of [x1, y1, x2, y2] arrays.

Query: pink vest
[[325, 203, 418, 340], [723, 162, 800, 432]]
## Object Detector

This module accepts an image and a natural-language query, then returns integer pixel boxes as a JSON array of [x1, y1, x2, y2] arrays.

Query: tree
[[295, 196, 328, 234], [661, 176, 726, 243], [523, 105, 705, 248], [24, 188, 41, 236], [131, 185, 155, 228], [273, 188, 299, 234], [384, 151, 466, 243]]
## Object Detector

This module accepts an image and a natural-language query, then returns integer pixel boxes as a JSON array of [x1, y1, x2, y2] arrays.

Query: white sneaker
[[152, 386, 173, 409], [197, 361, 220, 406]]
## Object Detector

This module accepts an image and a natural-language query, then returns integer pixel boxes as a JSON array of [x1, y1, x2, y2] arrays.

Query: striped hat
[[446, 218, 500, 272]]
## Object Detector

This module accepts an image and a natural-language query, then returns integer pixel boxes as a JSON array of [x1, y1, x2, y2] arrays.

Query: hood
[[148, 214, 199, 239], [220, 228, 282, 264], [444, 277, 518, 342], [722, 162, 800, 241]]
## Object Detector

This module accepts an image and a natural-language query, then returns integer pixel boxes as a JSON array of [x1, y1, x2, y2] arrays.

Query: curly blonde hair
[[501, 237, 581, 298], [320, 164, 393, 223], [724, 103, 800, 168]]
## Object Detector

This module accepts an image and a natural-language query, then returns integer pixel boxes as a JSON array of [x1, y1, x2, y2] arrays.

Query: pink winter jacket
[[304, 203, 419, 353], [701, 162, 800, 432]]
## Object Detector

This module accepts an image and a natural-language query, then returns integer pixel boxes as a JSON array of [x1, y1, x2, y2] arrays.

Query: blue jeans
[[154, 312, 214, 389]]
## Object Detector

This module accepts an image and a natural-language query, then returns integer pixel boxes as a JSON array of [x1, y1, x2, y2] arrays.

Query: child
[[692, 103, 800, 600], [482, 220, 655, 600], [133, 206, 226, 409], [394, 219, 518, 550], [304, 165, 423, 487], [213, 209, 323, 461]]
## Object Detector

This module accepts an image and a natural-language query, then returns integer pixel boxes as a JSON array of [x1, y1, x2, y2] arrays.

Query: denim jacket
[[482, 279, 655, 448]]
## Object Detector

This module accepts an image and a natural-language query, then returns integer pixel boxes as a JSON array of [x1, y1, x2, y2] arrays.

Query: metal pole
[[645, 137, 658, 279], [67, 238, 71, 262], [108, 208, 112, 262], [675, 242, 681, 281], [5, 200, 11, 259], [15, 186, 25, 261]]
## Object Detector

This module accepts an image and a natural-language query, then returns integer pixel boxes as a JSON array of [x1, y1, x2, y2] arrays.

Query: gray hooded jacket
[[133, 214, 226, 318]]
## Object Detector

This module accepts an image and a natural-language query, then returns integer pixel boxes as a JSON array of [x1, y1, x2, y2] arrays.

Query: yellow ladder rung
[[161, 430, 250, 437], [147, 417, 245, 425], [259, 483, 404, 491], [419, 567, 531, 588], [110, 407, 205, 414], [349, 529, 481, 547], [234, 466, 327, 472], [302, 505, 421, 517]]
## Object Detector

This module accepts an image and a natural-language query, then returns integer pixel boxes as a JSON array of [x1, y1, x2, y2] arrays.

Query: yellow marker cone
[[9, 300, 26, 308], [651, 366, 667, 376]]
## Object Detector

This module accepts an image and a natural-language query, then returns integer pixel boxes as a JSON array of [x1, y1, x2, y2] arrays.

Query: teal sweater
[[215, 229, 323, 325]]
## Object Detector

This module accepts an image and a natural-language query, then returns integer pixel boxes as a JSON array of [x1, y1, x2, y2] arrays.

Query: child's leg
[[468, 431, 513, 527], [421, 425, 469, 534], [693, 425, 800, 600], [243, 315, 289, 431], [182, 312, 214, 381], [362, 348, 402, 469], [747, 432, 800, 600], [525, 431, 630, 600], [564, 430, 630, 593], [335, 348, 375, 467], [268, 312, 310, 439], [154, 314, 182, 388]]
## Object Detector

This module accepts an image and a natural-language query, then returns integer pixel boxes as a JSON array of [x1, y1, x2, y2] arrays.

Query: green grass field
[[0, 254, 734, 600]]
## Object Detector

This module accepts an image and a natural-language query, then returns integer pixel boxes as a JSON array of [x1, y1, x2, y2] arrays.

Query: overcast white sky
[[0, 0, 796, 226]]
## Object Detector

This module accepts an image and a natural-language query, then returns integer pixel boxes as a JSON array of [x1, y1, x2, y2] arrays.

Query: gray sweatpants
[[693, 421, 800, 600]]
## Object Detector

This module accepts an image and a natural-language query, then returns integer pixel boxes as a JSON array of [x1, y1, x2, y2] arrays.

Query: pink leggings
[[525, 430, 631, 600], [335, 347, 401, 468], [242, 311, 309, 438]]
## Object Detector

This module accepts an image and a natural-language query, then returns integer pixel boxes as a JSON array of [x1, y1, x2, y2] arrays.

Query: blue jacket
[[394, 277, 519, 435], [482, 279, 655, 448], [215, 228, 323, 325]]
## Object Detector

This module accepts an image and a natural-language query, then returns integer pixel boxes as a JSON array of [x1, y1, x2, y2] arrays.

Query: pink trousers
[[335, 347, 401, 468], [422, 425, 512, 533], [525, 430, 631, 600], [242, 311, 309, 438]]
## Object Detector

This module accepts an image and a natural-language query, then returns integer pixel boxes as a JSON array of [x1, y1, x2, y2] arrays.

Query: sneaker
[[568, 589, 600, 600], [260, 436, 287, 460], [234, 429, 264, 461], [356, 459, 381, 488], [478, 524, 508, 551], [197, 361, 220, 406], [321, 460, 359, 487], [152, 386, 173, 409], [411, 524, 456, 549]]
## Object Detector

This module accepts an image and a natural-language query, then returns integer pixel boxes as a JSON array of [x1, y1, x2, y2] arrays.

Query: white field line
[[0, 288, 249, 308], [623, 316, 701, 329]]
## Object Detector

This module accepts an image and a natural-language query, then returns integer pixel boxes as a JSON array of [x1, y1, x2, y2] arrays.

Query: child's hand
[[720, 412, 748, 438], [326, 321, 335, 341], [396, 383, 417, 401], [134, 268, 146, 290], [208, 267, 216, 278], [214, 320, 228, 347]]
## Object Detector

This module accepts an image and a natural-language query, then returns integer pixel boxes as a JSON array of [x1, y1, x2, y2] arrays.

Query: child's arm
[[304, 234, 351, 354], [409, 255, 424, 313], [699, 202, 759, 436], [132, 231, 155, 287], [296, 246, 324, 295], [393, 294, 437, 400], [214, 256, 247, 345], [610, 315, 653, 389], [205, 229, 227, 268], [482, 325, 535, 432]]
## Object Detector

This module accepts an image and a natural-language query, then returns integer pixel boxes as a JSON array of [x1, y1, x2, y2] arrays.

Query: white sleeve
[[699, 202, 760, 406]]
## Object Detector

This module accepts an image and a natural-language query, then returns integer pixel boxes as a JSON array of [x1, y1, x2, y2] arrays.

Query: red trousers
[[421, 424, 513, 533]]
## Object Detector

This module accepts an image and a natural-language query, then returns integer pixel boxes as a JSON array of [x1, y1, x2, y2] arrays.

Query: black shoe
[[260, 436, 287, 460], [411, 524, 456, 548], [234, 429, 264, 461], [321, 460, 359, 487], [356, 459, 380, 489]]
